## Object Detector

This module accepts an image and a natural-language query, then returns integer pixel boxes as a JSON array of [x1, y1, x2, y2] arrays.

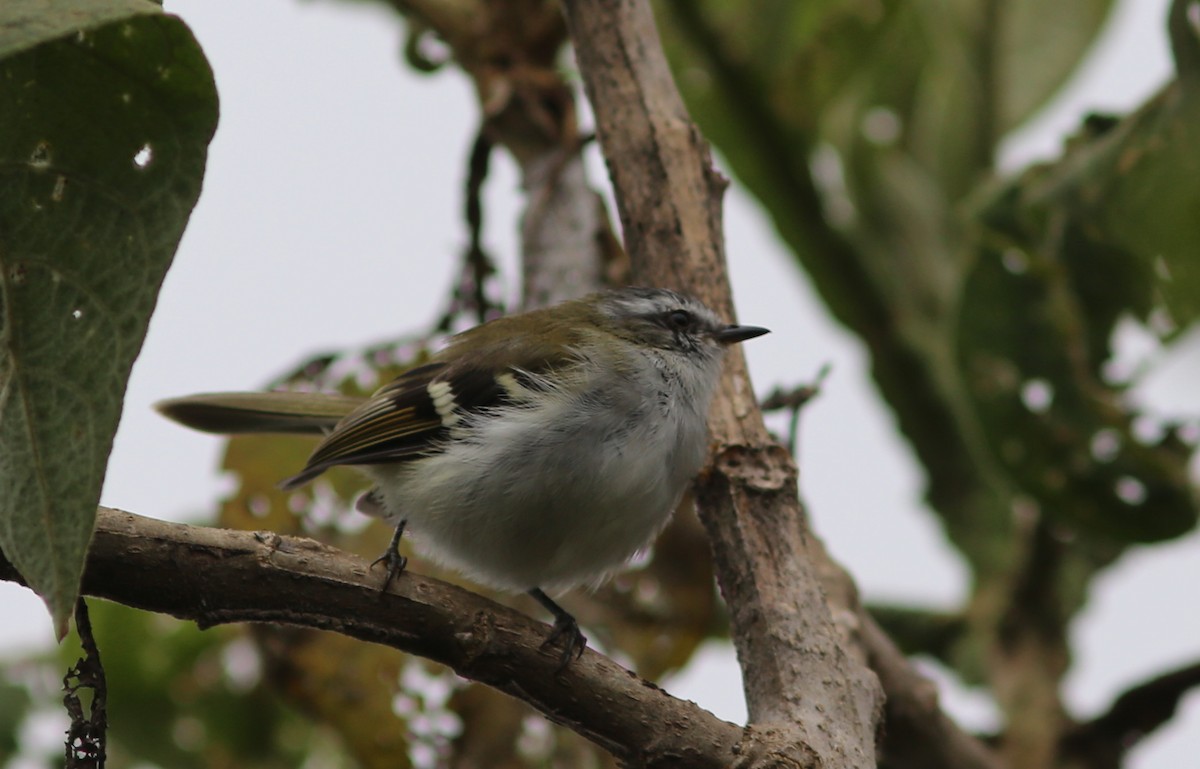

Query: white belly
[[365, 377, 711, 592]]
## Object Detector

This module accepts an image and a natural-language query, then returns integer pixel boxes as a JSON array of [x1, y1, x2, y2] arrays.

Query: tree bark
[[1, 508, 762, 768], [560, 0, 885, 765]]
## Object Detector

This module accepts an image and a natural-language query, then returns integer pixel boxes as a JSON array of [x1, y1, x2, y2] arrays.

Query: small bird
[[157, 287, 768, 665]]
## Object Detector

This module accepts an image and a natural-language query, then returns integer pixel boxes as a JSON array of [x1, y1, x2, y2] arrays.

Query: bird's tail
[[155, 391, 363, 436]]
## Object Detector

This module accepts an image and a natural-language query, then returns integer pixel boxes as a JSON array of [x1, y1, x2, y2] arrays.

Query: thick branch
[[0, 508, 829, 768], [858, 611, 1004, 769], [803, 518, 1002, 769], [561, 0, 882, 765]]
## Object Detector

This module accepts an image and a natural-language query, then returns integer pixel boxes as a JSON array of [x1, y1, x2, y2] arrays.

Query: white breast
[[365, 347, 722, 593]]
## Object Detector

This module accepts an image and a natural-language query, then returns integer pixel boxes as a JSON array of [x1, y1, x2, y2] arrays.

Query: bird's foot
[[370, 520, 408, 591], [542, 614, 587, 670], [528, 588, 587, 670]]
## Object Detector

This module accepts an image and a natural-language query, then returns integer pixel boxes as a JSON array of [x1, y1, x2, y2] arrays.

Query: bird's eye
[[666, 310, 692, 330]]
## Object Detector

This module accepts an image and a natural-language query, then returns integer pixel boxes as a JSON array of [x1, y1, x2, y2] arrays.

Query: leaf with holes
[[0, 1, 218, 635]]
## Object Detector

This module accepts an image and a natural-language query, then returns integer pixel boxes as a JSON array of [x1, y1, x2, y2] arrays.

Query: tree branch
[[0, 508, 767, 768], [1061, 660, 1200, 769], [557, 9, 1010, 768], [858, 610, 1004, 769], [559, 0, 883, 765], [802, 527, 1003, 769]]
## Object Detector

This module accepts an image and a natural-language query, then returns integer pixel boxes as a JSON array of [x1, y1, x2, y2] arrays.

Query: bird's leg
[[358, 489, 407, 590], [528, 588, 586, 669], [370, 520, 408, 590]]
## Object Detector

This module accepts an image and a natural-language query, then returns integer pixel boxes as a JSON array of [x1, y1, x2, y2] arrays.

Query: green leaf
[[0, 677, 33, 762], [963, 8, 1200, 546], [0, 1, 218, 635], [0, 0, 160, 58], [1090, 86, 1200, 326], [658, 0, 1193, 585], [957, 235, 1196, 543], [995, 0, 1114, 132], [658, 0, 1116, 207]]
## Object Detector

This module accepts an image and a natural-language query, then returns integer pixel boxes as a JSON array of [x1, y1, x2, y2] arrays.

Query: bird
[[157, 287, 768, 665]]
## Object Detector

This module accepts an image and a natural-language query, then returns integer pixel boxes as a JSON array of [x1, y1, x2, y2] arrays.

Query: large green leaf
[[0, 0, 218, 634], [957, 233, 1195, 543], [995, 0, 1113, 132]]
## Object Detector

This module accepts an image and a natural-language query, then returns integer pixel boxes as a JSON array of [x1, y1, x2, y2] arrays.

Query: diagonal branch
[[858, 609, 1003, 769], [0, 508, 761, 768], [1061, 660, 1200, 769]]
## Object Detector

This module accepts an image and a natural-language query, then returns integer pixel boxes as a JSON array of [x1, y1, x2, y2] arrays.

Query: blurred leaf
[[253, 627, 413, 769], [980, 2, 1200, 349], [0, 0, 217, 632], [656, 0, 1196, 716], [995, 0, 1114, 132], [658, 0, 1115, 208], [0, 676, 33, 762], [958, 236, 1196, 543], [970, 43, 1200, 545], [653, 0, 1136, 572], [49, 601, 317, 769], [658, 0, 1198, 551], [1077, 87, 1199, 326]]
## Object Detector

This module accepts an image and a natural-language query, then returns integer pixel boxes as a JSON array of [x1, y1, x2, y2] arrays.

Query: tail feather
[[155, 391, 363, 436]]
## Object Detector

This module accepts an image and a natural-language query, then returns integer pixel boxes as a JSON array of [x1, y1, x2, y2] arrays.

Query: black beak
[[714, 324, 770, 344]]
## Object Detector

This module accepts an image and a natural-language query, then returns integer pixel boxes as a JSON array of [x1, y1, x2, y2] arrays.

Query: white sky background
[[3, 0, 1198, 766]]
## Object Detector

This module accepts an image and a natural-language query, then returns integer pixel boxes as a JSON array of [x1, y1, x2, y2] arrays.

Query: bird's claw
[[371, 521, 408, 591], [542, 614, 587, 671], [370, 548, 407, 590]]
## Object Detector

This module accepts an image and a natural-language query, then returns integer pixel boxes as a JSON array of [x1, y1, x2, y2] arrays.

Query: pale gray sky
[[3, 0, 1196, 766]]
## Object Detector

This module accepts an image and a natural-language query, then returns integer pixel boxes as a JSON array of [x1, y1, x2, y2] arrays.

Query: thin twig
[[63, 599, 107, 769], [437, 129, 502, 332], [760, 364, 831, 456]]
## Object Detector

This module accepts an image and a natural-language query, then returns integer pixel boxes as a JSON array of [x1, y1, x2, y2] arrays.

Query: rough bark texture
[[1, 508, 755, 768], [559, 0, 885, 765], [519, 151, 617, 308]]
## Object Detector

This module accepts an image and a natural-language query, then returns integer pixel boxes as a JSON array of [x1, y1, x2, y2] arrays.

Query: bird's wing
[[279, 361, 547, 489]]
